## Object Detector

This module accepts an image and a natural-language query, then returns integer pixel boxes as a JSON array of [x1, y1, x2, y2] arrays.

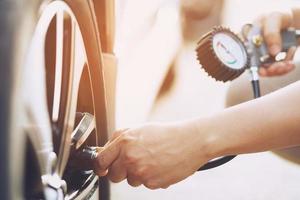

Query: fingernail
[[269, 45, 281, 56]]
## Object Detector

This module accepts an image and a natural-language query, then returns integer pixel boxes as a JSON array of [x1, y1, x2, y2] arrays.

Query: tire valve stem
[[68, 146, 99, 171]]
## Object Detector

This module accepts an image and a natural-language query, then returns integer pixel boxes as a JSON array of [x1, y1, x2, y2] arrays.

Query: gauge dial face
[[212, 32, 247, 70]]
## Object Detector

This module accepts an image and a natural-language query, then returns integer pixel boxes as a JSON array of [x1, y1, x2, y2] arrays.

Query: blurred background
[[112, 0, 300, 199]]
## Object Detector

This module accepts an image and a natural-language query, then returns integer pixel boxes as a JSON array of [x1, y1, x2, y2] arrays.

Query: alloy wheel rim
[[23, 1, 100, 198]]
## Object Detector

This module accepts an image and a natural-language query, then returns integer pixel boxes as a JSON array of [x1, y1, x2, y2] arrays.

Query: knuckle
[[108, 172, 124, 183], [118, 132, 127, 140], [109, 176, 121, 183], [144, 180, 159, 190], [127, 178, 141, 187], [134, 168, 147, 178], [130, 167, 148, 180], [124, 151, 138, 164], [128, 181, 136, 187], [119, 133, 133, 145]]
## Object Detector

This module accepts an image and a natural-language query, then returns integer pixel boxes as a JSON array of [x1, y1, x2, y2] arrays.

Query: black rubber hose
[[252, 80, 261, 98], [198, 80, 261, 171], [198, 155, 236, 171]]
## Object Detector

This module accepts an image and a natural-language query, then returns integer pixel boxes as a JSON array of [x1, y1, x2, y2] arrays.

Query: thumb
[[263, 12, 292, 56], [94, 137, 122, 173], [94, 129, 130, 176]]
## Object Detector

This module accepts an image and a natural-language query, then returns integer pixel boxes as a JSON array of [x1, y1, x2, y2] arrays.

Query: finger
[[103, 129, 130, 149], [259, 67, 268, 77], [127, 174, 142, 187], [95, 169, 108, 177], [265, 61, 294, 76], [96, 136, 123, 171], [263, 13, 281, 56], [270, 46, 296, 75], [126, 167, 145, 187], [161, 185, 170, 189], [284, 46, 297, 61], [266, 62, 286, 75], [263, 12, 292, 56], [107, 158, 127, 183], [110, 128, 129, 141], [292, 8, 300, 29], [93, 147, 108, 176]]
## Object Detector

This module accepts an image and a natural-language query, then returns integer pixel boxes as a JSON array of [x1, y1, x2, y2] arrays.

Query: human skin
[[180, 0, 219, 19], [93, 9, 300, 189], [257, 9, 300, 76], [94, 81, 300, 189]]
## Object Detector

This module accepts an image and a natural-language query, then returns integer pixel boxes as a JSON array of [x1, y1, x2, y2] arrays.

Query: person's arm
[[202, 81, 300, 157], [94, 81, 300, 189]]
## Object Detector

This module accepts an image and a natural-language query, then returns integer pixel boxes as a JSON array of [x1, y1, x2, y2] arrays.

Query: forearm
[[195, 81, 300, 159]]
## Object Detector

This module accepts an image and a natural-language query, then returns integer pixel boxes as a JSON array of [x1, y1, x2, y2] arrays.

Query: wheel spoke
[[52, 9, 64, 122], [72, 21, 86, 91], [55, 17, 87, 177], [54, 14, 75, 177], [55, 13, 75, 176]]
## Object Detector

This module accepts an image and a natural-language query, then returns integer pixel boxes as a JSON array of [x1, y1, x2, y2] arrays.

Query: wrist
[[191, 117, 227, 162]]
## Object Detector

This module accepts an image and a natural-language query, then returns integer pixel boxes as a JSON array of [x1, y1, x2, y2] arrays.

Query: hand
[[256, 11, 296, 77], [93, 121, 211, 189]]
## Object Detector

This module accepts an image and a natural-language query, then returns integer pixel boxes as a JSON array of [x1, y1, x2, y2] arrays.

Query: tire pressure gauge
[[196, 25, 299, 82], [196, 27, 249, 82], [195, 25, 299, 171]]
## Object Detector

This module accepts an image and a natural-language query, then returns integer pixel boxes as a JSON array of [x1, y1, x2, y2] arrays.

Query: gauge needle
[[217, 41, 237, 64]]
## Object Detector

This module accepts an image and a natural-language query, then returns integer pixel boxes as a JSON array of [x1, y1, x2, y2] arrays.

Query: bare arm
[[200, 81, 300, 158], [93, 8, 300, 190], [94, 81, 300, 189]]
